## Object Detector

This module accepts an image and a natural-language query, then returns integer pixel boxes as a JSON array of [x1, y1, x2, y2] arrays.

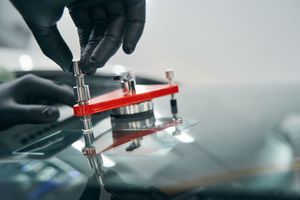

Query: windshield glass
[[1, 1, 300, 199]]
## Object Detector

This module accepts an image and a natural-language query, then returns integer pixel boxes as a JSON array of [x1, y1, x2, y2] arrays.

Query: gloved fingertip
[[64, 89, 77, 106], [123, 45, 134, 54], [41, 107, 60, 122], [80, 59, 102, 75], [71, 97, 77, 105], [90, 56, 105, 68], [85, 68, 97, 76], [62, 62, 74, 75]]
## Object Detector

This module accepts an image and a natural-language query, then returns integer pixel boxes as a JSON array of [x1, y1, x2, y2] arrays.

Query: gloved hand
[[10, 0, 146, 75], [0, 74, 75, 130]]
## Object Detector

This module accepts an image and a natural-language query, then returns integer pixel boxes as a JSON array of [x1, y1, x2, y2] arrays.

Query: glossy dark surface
[[2, 71, 300, 199]]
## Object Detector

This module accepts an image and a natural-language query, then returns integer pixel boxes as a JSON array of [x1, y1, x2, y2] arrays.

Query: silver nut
[[82, 147, 96, 156]]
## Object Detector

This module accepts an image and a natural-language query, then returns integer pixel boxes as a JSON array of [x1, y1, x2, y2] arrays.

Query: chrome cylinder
[[74, 85, 91, 104], [83, 128, 94, 147], [111, 101, 153, 116]]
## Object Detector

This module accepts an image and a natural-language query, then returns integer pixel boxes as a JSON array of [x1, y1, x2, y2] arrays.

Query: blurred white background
[[0, 0, 300, 86]]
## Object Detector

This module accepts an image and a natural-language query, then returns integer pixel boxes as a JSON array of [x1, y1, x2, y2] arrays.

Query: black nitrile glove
[[10, 0, 74, 73], [10, 0, 146, 75], [0, 74, 75, 130], [68, 0, 146, 75], [80, 170, 170, 200]]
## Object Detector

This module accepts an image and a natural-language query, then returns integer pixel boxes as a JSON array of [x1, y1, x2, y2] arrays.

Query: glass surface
[[13, 130, 82, 158], [2, 72, 300, 199]]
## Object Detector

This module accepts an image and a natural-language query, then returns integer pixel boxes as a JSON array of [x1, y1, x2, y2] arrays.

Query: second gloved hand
[[0, 74, 75, 131], [68, 0, 146, 74], [10, 0, 146, 74]]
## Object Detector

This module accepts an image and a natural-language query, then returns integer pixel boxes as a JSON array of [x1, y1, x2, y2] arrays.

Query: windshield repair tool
[[73, 63, 179, 147]]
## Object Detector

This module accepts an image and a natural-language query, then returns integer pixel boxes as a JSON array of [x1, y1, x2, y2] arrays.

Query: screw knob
[[165, 69, 174, 85]]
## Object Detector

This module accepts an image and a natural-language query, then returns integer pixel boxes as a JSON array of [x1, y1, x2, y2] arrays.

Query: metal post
[[73, 61, 95, 147], [166, 69, 178, 119]]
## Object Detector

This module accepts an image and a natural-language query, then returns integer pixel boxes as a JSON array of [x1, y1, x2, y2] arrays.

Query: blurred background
[[0, 0, 300, 86]]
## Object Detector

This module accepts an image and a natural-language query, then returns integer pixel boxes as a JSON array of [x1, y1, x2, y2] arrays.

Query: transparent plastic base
[[93, 117, 199, 156]]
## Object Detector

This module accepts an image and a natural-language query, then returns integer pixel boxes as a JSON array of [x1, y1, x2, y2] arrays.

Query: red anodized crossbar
[[73, 84, 179, 117]]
